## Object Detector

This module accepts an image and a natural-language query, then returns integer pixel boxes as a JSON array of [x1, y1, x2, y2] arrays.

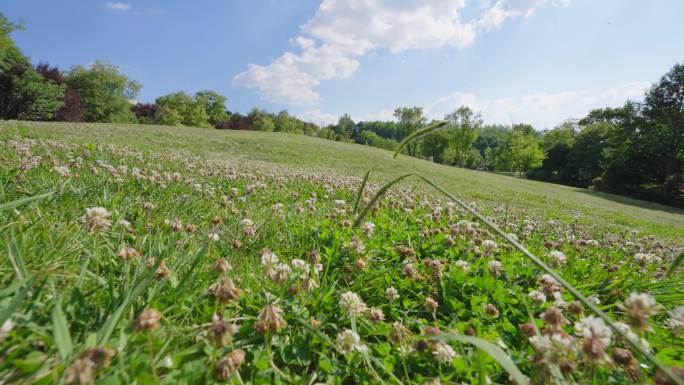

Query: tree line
[[1, 12, 682, 206]]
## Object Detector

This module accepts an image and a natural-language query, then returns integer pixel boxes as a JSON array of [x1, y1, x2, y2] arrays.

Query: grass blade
[[97, 255, 164, 344], [352, 170, 371, 214], [352, 173, 414, 228], [0, 276, 34, 327], [175, 245, 208, 294], [0, 191, 53, 211], [8, 233, 27, 280], [665, 250, 684, 278], [428, 334, 529, 385], [393, 121, 448, 159], [415, 174, 684, 385], [51, 296, 73, 359]]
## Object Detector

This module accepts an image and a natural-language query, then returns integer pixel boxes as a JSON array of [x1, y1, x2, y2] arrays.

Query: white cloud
[[104, 2, 131, 11], [233, 0, 572, 106], [424, 81, 649, 128], [298, 109, 339, 126]]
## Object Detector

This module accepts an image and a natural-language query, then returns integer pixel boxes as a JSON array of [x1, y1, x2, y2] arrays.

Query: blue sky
[[4, 0, 684, 128]]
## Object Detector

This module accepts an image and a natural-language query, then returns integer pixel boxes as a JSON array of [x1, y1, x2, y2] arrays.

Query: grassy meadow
[[1, 121, 683, 385]]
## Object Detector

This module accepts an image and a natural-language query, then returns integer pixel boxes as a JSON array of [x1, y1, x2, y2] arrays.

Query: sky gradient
[[3, 0, 684, 128]]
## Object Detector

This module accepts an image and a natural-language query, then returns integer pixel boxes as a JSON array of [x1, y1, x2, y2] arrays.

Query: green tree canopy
[[66, 61, 139, 123]]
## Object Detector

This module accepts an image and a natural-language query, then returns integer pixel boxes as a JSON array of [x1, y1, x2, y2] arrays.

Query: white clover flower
[[208, 233, 220, 242], [528, 290, 546, 305], [385, 287, 399, 301], [361, 221, 375, 236], [614, 321, 650, 351], [482, 239, 497, 252], [336, 329, 365, 354], [261, 250, 279, 270], [334, 199, 346, 207], [666, 306, 684, 336], [313, 263, 324, 274], [290, 258, 309, 278], [53, 166, 70, 177], [548, 250, 566, 268], [432, 342, 456, 363], [339, 291, 367, 316], [488, 260, 503, 277], [575, 316, 612, 347], [240, 218, 254, 227], [619, 292, 660, 332], [83, 207, 112, 232], [454, 260, 469, 272]]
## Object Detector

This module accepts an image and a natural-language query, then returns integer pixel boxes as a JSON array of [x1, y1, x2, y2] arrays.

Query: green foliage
[[358, 130, 398, 151], [446, 106, 482, 167], [496, 125, 546, 174], [194, 90, 228, 125], [66, 61, 140, 123], [12, 68, 65, 120], [394, 107, 425, 156], [249, 108, 276, 132]]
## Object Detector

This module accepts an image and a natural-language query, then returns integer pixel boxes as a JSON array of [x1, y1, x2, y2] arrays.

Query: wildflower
[[83, 207, 112, 232], [454, 259, 469, 272], [208, 232, 220, 242], [212, 259, 232, 274], [348, 236, 365, 254], [547, 250, 566, 268], [538, 274, 562, 296], [185, 223, 197, 233], [135, 308, 161, 332], [336, 329, 366, 354], [65, 347, 115, 385], [209, 313, 238, 347], [54, 166, 70, 177], [652, 366, 684, 385], [575, 316, 612, 362], [368, 308, 385, 323], [117, 245, 140, 261], [154, 260, 172, 280], [425, 259, 443, 282], [484, 303, 499, 318], [488, 260, 503, 277], [210, 277, 241, 304], [271, 263, 291, 283], [303, 277, 319, 291], [171, 219, 183, 232], [666, 306, 684, 336], [426, 297, 439, 315], [255, 300, 287, 333], [339, 291, 366, 316], [567, 300, 584, 316], [540, 307, 568, 334], [142, 202, 155, 210], [214, 349, 245, 380], [386, 287, 399, 301], [528, 334, 576, 372], [361, 221, 375, 236], [391, 321, 410, 344], [211, 216, 223, 225], [482, 239, 497, 254], [528, 290, 546, 305], [618, 292, 660, 332], [432, 342, 457, 363], [309, 250, 321, 264], [402, 262, 421, 280]]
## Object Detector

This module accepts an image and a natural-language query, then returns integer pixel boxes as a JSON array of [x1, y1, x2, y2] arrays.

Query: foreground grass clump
[[1, 128, 683, 384]]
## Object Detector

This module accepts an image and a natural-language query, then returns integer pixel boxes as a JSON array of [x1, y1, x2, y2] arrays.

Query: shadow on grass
[[578, 188, 684, 216]]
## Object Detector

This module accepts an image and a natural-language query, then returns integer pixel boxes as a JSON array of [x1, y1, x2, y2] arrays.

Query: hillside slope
[[4, 120, 684, 240]]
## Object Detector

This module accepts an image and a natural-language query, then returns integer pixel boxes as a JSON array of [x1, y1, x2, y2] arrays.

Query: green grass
[[5, 120, 684, 240], [1, 120, 683, 385]]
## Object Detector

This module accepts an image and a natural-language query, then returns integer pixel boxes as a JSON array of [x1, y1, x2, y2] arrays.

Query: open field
[[1, 121, 683, 385], [5, 121, 684, 240]]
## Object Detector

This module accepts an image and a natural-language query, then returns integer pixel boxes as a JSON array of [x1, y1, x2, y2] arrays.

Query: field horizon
[[4, 120, 684, 241]]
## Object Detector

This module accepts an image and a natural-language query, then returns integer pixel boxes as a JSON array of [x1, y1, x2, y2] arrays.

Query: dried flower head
[[432, 342, 457, 363], [484, 303, 499, 318], [117, 245, 140, 261], [215, 349, 245, 380], [65, 347, 115, 385], [209, 313, 238, 347], [666, 306, 684, 336], [488, 260, 503, 277], [256, 301, 287, 333], [83, 207, 112, 233], [575, 316, 612, 363], [135, 308, 161, 332], [368, 308, 385, 323], [210, 277, 241, 304], [548, 250, 567, 268], [212, 259, 232, 274]]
